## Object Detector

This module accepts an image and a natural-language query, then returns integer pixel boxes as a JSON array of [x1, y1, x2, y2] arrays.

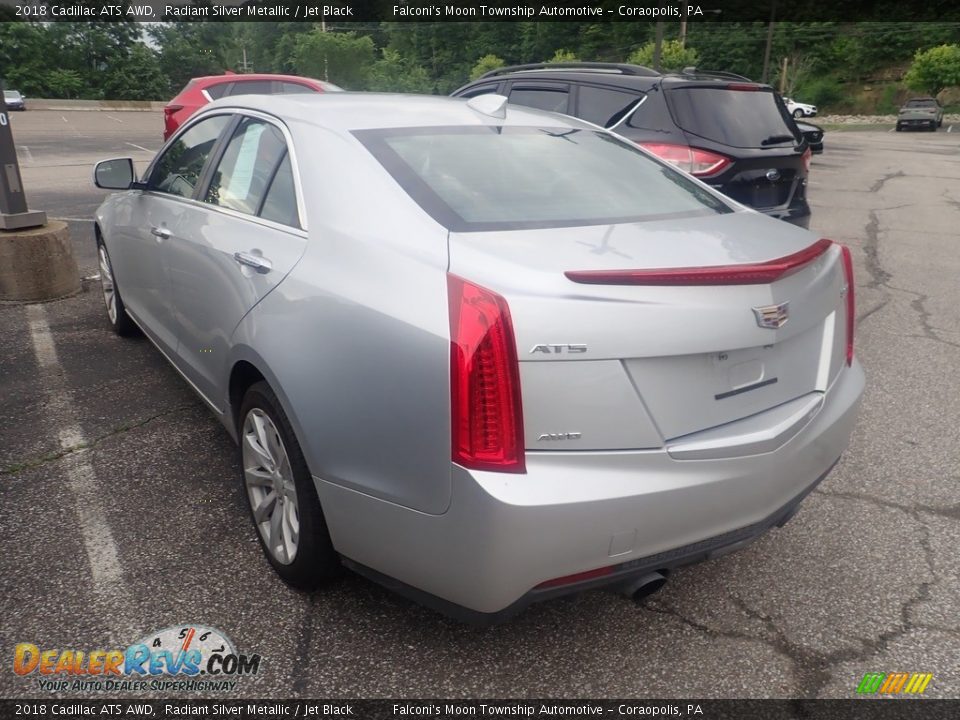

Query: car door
[[163, 113, 308, 409], [107, 113, 233, 356]]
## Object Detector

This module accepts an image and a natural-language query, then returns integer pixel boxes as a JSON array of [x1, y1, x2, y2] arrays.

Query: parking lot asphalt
[[2, 112, 959, 700]]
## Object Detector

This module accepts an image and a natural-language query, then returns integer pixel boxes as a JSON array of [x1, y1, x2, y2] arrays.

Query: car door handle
[[150, 226, 172, 240], [233, 251, 272, 273]]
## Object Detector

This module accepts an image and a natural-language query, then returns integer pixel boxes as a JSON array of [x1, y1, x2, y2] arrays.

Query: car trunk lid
[[448, 212, 848, 450]]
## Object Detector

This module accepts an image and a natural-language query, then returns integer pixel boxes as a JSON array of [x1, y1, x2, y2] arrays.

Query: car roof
[[203, 92, 592, 132], [459, 67, 773, 93]]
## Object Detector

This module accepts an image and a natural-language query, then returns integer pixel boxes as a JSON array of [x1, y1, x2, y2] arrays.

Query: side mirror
[[94, 158, 138, 190]]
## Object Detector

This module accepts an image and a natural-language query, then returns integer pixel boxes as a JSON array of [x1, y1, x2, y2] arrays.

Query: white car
[[783, 97, 817, 118]]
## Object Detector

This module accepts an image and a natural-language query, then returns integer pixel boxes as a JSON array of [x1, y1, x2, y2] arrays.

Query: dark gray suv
[[453, 63, 813, 228]]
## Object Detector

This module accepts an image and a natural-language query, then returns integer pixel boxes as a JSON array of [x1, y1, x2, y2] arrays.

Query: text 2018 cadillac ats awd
[[93, 93, 864, 622]]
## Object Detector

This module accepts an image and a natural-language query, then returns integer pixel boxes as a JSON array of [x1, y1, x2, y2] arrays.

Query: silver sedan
[[93, 93, 864, 622]]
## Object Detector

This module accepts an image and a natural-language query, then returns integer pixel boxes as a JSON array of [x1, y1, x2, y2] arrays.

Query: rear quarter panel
[[231, 121, 454, 515]]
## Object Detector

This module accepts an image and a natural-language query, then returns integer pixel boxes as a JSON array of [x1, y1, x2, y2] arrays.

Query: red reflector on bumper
[[536, 565, 615, 590]]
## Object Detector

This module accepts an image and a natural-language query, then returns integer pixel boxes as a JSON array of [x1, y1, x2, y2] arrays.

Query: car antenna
[[466, 94, 508, 119]]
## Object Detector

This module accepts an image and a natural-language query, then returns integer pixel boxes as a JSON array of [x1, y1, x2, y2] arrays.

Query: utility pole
[[653, 22, 664, 72], [679, 4, 688, 49], [761, 0, 777, 84], [780, 56, 789, 94], [321, 18, 329, 82]]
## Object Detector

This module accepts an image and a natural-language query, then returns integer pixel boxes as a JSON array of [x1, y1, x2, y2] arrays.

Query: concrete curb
[[26, 99, 166, 112]]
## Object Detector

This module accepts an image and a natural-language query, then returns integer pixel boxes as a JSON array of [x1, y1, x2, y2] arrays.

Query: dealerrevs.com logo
[[14, 625, 261, 692]]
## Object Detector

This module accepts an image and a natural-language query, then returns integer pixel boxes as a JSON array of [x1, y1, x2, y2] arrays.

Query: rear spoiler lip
[[564, 238, 834, 286]]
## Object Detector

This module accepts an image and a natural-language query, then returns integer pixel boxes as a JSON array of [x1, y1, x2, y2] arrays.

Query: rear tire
[[239, 381, 340, 589], [895, 123, 902, 132], [96, 238, 138, 337]]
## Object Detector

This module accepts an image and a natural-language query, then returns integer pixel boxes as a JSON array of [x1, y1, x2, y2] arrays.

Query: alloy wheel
[[98, 245, 117, 324], [242, 408, 300, 565]]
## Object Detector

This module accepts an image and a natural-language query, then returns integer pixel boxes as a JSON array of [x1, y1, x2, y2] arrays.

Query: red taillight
[[638, 143, 731, 177], [839, 243, 855, 365], [726, 82, 760, 91], [566, 238, 833, 286], [536, 565, 614, 590], [448, 275, 525, 473]]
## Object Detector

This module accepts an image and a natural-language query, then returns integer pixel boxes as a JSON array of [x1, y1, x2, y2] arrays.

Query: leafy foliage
[[0, 20, 958, 110], [627, 40, 699, 72], [294, 30, 375, 89], [905, 44, 960, 96], [470, 54, 506, 80]]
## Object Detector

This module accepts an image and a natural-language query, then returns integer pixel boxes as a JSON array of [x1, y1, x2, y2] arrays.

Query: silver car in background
[[93, 93, 864, 622]]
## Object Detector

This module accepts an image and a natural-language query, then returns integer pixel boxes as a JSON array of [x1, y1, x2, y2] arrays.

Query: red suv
[[162, 73, 342, 140]]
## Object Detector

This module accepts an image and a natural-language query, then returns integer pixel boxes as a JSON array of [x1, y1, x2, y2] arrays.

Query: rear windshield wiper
[[761, 134, 797, 146]]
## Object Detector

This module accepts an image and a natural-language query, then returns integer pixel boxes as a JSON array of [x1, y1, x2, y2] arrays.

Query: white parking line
[[25, 304, 125, 596], [61, 115, 68, 123], [106, 114, 123, 124], [17, 145, 34, 165], [948, 125, 954, 133], [125, 142, 153, 153]]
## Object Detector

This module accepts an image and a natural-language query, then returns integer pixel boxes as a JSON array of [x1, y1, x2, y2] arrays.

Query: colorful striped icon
[[857, 672, 933, 695]]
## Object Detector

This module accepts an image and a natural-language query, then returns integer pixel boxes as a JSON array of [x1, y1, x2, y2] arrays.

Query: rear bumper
[[764, 199, 811, 229], [317, 360, 864, 621]]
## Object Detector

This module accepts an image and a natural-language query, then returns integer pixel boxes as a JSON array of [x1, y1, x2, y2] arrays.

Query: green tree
[[365, 49, 433, 93], [149, 23, 234, 94], [547, 49, 579, 63], [100, 44, 170, 100], [470, 54, 505, 80], [0, 22, 51, 96], [43, 69, 84, 99], [294, 30, 375, 88], [627, 40, 699, 72], [905, 44, 960, 96]]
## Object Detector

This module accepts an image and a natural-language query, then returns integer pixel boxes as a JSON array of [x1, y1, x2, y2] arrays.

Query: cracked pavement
[[1, 115, 959, 699]]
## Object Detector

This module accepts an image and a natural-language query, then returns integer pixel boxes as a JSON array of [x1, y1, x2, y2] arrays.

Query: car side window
[[509, 87, 569, 114], [258, 153, 300, 228], [460, 83, 500, 99], [577, 86, 644, 128], [204, 117, 288, 217], [228, 80, 274, 96], [281, 82, 315, 94], [149, 115, 231, 198]]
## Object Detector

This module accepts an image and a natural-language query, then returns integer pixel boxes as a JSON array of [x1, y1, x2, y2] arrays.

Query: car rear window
[[668, 87, 799, 149], [205, 82, 230, 100], [355, 126, 731, 232], [905, 99, 937, 107]]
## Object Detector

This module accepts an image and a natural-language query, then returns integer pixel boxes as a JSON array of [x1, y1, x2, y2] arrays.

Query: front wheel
[[96, 239, 138, 336], [239, 381, 340, 589], [895, 123, 902, 132], [793, 109, 804, 119]]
